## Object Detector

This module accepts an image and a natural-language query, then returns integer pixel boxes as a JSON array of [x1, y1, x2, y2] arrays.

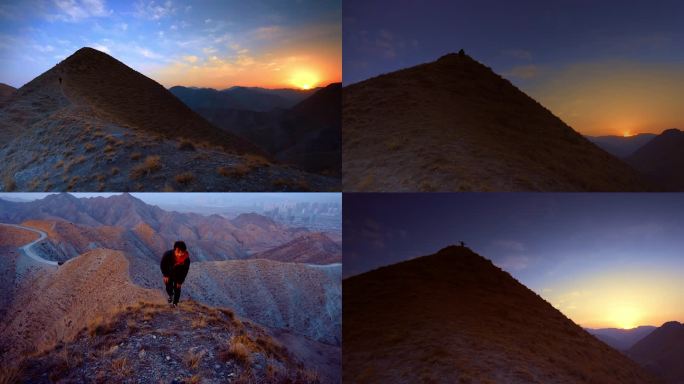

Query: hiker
[[160, 241, 191, 308], [58, 77, 62, 85], [460, 241, 465, 247]]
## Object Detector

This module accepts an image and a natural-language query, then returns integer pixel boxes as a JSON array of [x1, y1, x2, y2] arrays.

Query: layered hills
[[343, 52, 649, 191], [0, 195, 341, 382], [626, 128, 684, 191], [343, 246, 659, 383], [0, 47, 338, 191], [0, 193, 341, 345], [628, 321, 684, 384], [586, 326, 656, 351], [173, 83, 342, 176], [586, 133, 657, 158]]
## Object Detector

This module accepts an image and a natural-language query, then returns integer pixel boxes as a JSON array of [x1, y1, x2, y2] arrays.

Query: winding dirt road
[[1, 223, 58, 266]]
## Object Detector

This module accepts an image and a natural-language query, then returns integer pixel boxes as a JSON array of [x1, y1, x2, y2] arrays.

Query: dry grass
[[183, 349, 206, 370], [84, 142, 96, 152], [219, 335, 253, 365], [110, 167, 120, 176], [191, 315, 208, 329], [3, 174, 16, 191], [130, 152, 142, 161], [178, 139, 196, 151], [174, 172, 195, 185], [87, 315, 115, 337], [130, 155, 162, 179], [217, 164, 250, 178], [0, 364, 21, 384], [54, 160, 64, 169], [111, 357, 133, 377]]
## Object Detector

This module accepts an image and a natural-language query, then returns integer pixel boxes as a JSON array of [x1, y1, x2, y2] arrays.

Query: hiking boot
[[167, 295, 173, 304], [172, 303, 178, 308]]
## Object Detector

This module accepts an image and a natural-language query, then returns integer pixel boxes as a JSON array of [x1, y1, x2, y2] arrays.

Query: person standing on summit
[[160, 241, 191, 308]]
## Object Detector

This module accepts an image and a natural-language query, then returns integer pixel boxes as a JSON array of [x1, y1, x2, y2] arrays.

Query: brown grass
[[110, 167, 120, 176], [3, 174, 16, 191], [219, 335, 253, 365], [0, 364, 21, 384], [111, 357, 133, 377], [184, 349, 205, 370], [84, 142, 96, 152], [174, 172, 195, 185], [217, 164, 250, 178], [130, 155, 162, 179], [130, 152, 142, 161]]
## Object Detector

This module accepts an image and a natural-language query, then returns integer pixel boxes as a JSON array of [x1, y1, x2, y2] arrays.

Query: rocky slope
[[0, 47, 338, 191], [249, 232, 342, 264], [343, 51, 649, 191], [343, 246, 659, 383]]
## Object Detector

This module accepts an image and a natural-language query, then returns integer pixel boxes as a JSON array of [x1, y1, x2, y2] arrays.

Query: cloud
[[496, 255, 530, 271], [134, 0, 175, 20], [91, 44, 110, 54], [502, 49, 532, 60], [183, 55, 199, 63], [253, 26, 282, 40], [33, 44, 55, 53], [492, 240, 526, 252], [50, 0, 111, 21], [506, 64, 539, 79], [119, 22, 127, 31]]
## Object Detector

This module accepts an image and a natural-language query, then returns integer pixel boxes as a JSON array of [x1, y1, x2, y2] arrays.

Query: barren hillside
[[626, 128, 684, 191], [0, 47, 338, 191], [343, 246, 659, 383], [343, 52, 649, 191], [249, 232, 342, 264]]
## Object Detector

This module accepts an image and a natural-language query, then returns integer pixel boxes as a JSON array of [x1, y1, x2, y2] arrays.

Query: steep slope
[[250, 232, 342, 264], [626, 128, 684, 190], [586, 133, 657, 158], [184, 259, 341, 345], [586, 326, 656, 351], [343, 246, 659, 383], [343, 52, 649, 191], [0, 248, 162, 365], [0, 82, 16, 106], [0, 47, 338, 191], [17, 300, 334, 384], [628, 321, 684, 384]]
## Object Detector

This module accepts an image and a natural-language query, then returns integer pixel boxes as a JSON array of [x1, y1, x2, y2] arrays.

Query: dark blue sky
[[343, 0, 684, 135], [344, 193, 684, 327]]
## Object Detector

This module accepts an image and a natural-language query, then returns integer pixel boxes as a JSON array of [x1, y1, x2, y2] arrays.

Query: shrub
[[130, 156, 162, 179]]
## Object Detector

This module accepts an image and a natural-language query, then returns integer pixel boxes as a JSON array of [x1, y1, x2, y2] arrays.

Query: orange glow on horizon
[[542, 267, 684, 329], [623, 131, 634, 137], [289, 69, 320, 90]]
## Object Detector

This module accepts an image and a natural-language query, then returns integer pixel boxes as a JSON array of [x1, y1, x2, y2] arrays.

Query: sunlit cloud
[[134, 0, 175, 20], [50, 0, 111, 22]]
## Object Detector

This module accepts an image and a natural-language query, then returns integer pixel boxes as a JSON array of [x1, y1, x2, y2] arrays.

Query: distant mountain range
[[0, 47, 338, 191], [171, 83, 341, 176], [586, 326, 656, 351], [585, 133, 657, 158], [343, 245, 658, 383], [343, 51, 650, 191]]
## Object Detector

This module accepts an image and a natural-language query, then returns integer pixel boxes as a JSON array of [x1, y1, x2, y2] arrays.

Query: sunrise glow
[[289, 69, 320, 90]]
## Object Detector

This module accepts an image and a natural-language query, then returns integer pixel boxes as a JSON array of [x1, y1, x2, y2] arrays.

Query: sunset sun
[[290, 69, 319, 90]]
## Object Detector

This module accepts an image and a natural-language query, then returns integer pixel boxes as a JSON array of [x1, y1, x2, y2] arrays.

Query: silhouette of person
[[460, 241, 465, 247], [160, 241, 191, 308], [59, 77, 62, 85]]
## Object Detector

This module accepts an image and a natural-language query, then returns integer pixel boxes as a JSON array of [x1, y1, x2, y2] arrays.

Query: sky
[[344, 193, 684, 329], [343, 0, 684, 136], [0, 0, 341, 89], [0, 192, 340, 212]]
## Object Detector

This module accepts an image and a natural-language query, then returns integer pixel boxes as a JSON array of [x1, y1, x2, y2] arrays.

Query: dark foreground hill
[[0, 47, 338, 191], [628, 321, 684, 384], [343, 52, 649, 191], [343, 246, 659, 383], [626, 129, 684, 191]]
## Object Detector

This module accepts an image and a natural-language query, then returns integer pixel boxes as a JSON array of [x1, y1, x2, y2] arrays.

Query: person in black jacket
[[160, 241, 191, 307]]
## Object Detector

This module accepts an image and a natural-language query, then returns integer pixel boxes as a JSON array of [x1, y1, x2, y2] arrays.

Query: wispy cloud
[[506, 64, 539, 79], [501, 49, 532, 60], [49, 0, 111, 21], [134, 0, 175, 20]]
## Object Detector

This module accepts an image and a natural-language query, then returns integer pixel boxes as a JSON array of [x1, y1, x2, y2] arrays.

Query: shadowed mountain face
[[0, 83, 16, 107], [0, 47, 338, 191], [343, 52, 649, 191], [626, 128, 684, 190], [586, 133, 657, 158], [250, 232, 341, 264], [586, 326, 656, 351], [173, 83, 342, 176], [343, 246, 659, 383], [628, 321, 684, 384]]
